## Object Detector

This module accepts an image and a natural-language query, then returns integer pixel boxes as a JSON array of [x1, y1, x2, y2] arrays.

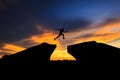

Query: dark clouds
[[38, 18, 91, 31], [102, 17, 120, 25], [0, 23, 39, 42], [1, 0, 120, 43], [0, 0, 19, 10]]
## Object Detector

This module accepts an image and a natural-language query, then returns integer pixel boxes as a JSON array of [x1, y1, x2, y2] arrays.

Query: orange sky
[[76, 20, 120, 43], [0, 21, 120, 60]]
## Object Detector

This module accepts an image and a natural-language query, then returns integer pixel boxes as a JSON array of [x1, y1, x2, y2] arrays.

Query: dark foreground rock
[[0, 43, 56, 64], [68, 41, 120, 66], [0, 41, 120, 67]]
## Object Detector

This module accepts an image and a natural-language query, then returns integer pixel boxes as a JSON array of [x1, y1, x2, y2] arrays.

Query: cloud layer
[[1, 18, 120, 60], [1, 0, 120, 60]]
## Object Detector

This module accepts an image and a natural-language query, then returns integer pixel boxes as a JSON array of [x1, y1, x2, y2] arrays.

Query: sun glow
[[30, 31, 75, 60], [2, 44, 25, 54], [1, 21, 120, 60], [74, 20, 120, 45]]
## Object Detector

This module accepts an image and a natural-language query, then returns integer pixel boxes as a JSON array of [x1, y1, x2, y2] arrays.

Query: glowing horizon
[[1, 20, 120, 60]]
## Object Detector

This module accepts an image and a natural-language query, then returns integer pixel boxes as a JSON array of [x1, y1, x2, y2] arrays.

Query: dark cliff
[[1, 41, 120, 66], [68, 41, 120, 65], [0, 43, 56, 64]]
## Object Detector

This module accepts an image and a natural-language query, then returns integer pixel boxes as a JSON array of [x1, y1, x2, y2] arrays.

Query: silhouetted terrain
[[68, 41, 120, 66], [0, 41, 120, 66], [0, 43, 56, 64]]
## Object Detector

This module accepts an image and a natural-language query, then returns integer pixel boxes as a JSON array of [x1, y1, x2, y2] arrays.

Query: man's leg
[[54, 35, 61, 40], [62, 34, 65, 39]]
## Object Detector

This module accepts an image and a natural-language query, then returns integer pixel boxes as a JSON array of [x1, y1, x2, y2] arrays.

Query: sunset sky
[[0, 0, 120, 60]]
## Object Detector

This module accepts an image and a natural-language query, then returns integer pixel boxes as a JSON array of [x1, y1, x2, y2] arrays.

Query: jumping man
[[54, 28, 67, 40]]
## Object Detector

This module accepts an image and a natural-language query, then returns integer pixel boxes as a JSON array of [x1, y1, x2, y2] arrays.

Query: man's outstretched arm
[[56, 29, 61, 30]]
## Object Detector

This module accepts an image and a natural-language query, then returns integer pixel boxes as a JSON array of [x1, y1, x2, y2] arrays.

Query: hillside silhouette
[[68, 41, 120, 66], [0, 41, 120, 66], [0, 43, 56, 64]]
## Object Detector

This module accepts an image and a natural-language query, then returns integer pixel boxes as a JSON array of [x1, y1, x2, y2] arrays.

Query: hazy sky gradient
[[1, 0, 120, 60]]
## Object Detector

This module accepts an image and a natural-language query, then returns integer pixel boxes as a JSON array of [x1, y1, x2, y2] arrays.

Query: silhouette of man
[[54, 28, 67, 40]]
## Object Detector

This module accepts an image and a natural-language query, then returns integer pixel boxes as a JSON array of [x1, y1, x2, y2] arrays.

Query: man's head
[[61, 28, 64, 30]]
